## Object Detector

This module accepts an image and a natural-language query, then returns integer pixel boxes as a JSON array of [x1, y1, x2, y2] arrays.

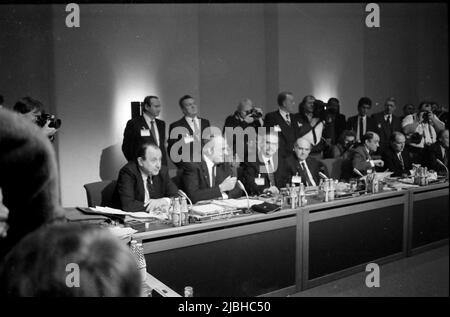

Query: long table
[[130, 182, 448, 297]]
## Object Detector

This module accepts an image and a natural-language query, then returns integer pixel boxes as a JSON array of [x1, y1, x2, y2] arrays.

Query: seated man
[[382, 131, 412, 177], [279, 137, 328, 187], [347, 132, 384, 178], [239, 132, 282, 196], [183, 135, 242, 203], [117, 142, 178, 213], [324, 130, 356, 160], [424, 129, 449, 175]]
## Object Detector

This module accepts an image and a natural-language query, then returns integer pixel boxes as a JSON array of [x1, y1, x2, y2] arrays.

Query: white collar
[[143, 112, 156, 123], [185, 115, 198, 122], [261, 154, 273, 165], [203, 154, 214, 170], [279, 108, 290, 117]]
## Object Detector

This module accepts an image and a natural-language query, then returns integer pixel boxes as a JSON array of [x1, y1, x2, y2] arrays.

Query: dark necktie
[[150, 120, 158, 146], [359, 116, 364, 141], [266, 159, 276, 187], [443, 149, 448, 167], [300, 161, 313, 186], [285, 114, 291, 126]]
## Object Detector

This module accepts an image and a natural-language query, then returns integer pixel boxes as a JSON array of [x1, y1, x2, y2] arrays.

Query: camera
[[421, 111, 431, 123], [36, 113, 62, 129], [245, 108, 263, 119]]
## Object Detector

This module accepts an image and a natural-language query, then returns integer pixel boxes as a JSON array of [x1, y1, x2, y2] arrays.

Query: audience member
[[322, 97, 346, 145], [424, 129, 449, 175], [0, 223, 142, 297], [297, 96, 327, 156], [0, 109, 65, 258]]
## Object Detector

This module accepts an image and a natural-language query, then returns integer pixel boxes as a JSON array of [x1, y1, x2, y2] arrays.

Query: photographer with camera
[[223, 98, 264, 163], [13, 97, 61, 142], [324, 130, 356, 160], [402, 101, 445, 164]]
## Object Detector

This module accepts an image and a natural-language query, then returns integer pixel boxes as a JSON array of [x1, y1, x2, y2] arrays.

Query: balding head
[[203, 135, 229, 164], [293, 138, 312, 161]]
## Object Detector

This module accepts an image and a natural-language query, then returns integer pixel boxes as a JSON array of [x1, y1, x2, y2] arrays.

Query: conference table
[[121, 181, 448, 297]]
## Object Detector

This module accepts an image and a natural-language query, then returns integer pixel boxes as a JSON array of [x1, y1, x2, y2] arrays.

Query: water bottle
[[184, 286, 194, 297], [180, 197, 189, 226]]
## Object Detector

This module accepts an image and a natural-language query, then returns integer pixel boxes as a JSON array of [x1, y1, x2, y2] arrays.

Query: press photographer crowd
[[0, 91, 448, 297]]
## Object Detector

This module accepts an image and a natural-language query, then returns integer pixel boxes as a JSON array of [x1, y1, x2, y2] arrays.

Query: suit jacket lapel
[[133, 162, 146, 202], [182, 117, 194, 135]]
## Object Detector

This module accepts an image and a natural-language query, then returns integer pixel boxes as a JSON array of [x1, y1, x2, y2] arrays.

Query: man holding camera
[[402, 101, 445, 163], [13, 97, 59, 141], [223, 98, 264, 163]]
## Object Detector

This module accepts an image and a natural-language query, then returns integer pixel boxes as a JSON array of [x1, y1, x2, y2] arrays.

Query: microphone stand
[[436, 159, 449, 180], [237, 180, 250, 212]]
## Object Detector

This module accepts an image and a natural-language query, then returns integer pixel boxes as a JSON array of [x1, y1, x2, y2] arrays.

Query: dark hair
[[357, 97, 372, 109], [142, 95, 158, 107], [0, 223, 142, 297], [437, 129, 448, 140], [135, 141, 160, 161], [13, 97, 43, 114], [179, 95, 193, 108], [277, 91, 293, 107], [403, 103, 415, 111], [327, 97, 339, 104], [361, 131, 377, 143], [390, 131, 405, 143], [337, 130, 356, 146], [419, 101, 432, 111], [0, 95, 4, 104]]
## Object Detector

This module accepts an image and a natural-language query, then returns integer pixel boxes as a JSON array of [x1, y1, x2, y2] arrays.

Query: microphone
[[353, 168, 364, 178], [318, 172, 328, 179], [436, 159, 449, 179], [177, 190, 193, 207], [237, 180, 250, 211]]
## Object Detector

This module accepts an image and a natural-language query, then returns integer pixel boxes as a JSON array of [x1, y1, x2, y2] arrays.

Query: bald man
[[183, 135, 242, 203], [279, 137, 328, 187]]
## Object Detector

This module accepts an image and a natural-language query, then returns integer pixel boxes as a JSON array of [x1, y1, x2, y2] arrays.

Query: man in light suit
[[279, 138, 328, 187], [183, 135, 242, 203], [117, 142, 178, 213], [122, 95, 167, 166]]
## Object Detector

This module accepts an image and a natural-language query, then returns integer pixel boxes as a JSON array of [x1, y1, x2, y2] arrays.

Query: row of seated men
[[115, 127, 449, 213]]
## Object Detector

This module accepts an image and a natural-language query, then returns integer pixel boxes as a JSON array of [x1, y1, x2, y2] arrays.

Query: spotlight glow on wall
[[311, 70, 339, 103]]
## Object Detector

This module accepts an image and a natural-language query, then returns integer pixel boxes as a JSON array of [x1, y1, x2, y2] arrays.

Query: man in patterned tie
[[117, 142, 178, 213]]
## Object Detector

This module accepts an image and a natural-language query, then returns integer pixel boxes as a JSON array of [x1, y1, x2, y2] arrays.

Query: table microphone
[[436, 159, 449, 179], [318, 172, 328, 179], [353, 168, 364, 178], [177, 189, 193, 207], [237, 180, 250, 211]]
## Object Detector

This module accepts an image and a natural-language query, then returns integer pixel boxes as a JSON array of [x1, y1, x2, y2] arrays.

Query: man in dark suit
[[371, 97, 402, 154], [347, 97, 376, 143], [168, 95, 211, 166], [183, 135, 242, 203], [117, 142, 178, 213], [323, 97, 346, 145], [239, 132, 282, 195], [341, 131, 384, 179], [425, 129, 449, 175], [279, 138, 328, 187], [122, 95, 167, 165], [382, 132, 413, 177], [264, 91, 302, 161]]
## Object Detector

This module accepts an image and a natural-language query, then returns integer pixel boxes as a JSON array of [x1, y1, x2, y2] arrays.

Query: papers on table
[[190, 199, 264, 216], [89, 206, 168, 220], [107, 226, 138, 240]]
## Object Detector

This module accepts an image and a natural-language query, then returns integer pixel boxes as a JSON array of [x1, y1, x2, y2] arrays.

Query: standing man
[[382, 132, 412, 177], [168, 95, 211, 166], [122, 95, 167, 166], [323, 97, 347, 145], [347, 97, 376, 143], [264, 91, 301, 161], [371, 97, 402, 153]]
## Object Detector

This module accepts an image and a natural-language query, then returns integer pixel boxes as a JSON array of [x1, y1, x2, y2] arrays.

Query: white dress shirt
[[356, 116, 367, 142], [279, 109, 291, 125], [185, 116, 200, 135], [203, 155, 228, 199]]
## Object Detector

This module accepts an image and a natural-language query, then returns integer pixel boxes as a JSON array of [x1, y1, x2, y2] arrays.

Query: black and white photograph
[[0, 1, 448, 302]]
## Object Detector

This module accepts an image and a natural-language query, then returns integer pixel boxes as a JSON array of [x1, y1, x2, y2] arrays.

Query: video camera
[[245, 107, 263, 120], [36, 113, 62, 129]]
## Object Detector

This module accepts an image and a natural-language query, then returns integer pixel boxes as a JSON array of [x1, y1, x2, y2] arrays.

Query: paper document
[[90, 206, 167, 220], [107, 226, 138, 239], [211, 199, 264, 209]]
